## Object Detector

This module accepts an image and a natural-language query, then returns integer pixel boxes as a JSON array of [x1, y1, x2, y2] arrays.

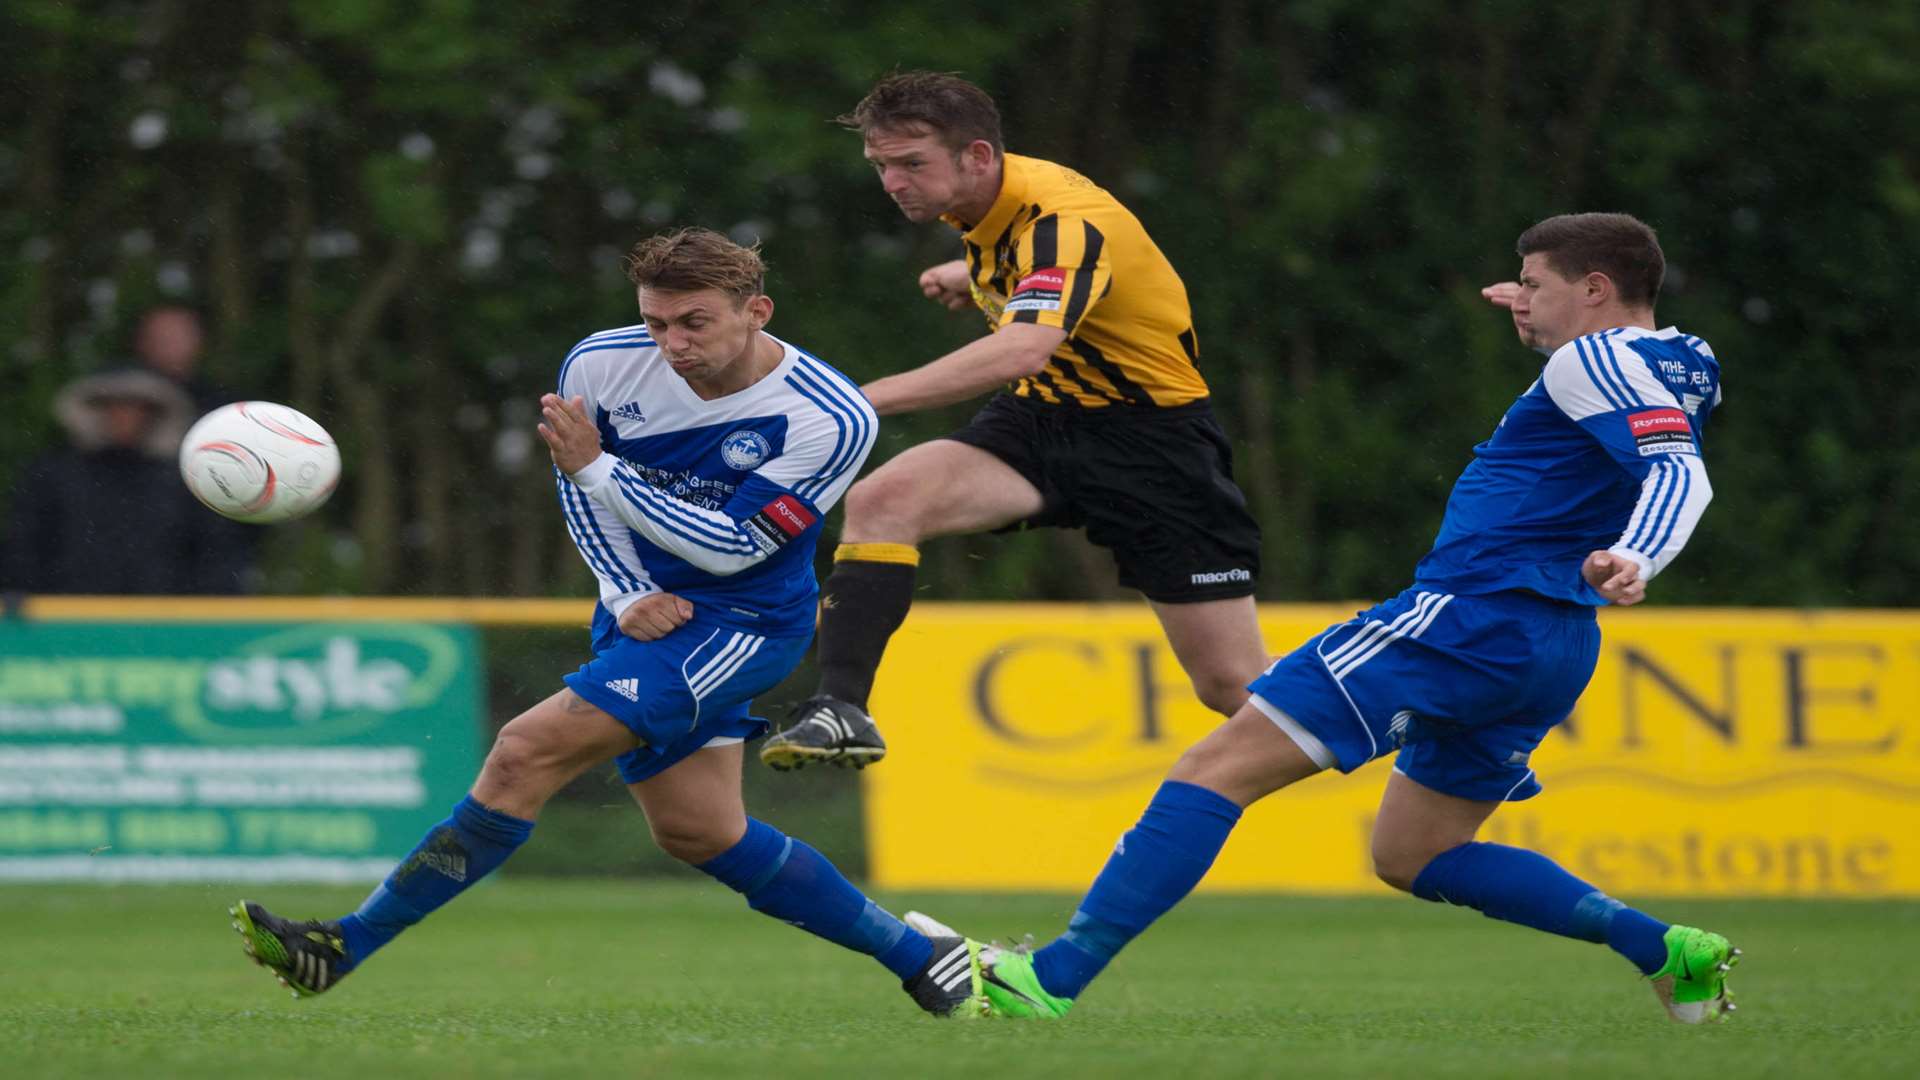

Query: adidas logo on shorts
[[605, 678, 640, 702]]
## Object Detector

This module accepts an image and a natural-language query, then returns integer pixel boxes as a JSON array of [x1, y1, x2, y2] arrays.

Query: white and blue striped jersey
[[554, 325, 878, 638], [1413, 325, 1721, 605]]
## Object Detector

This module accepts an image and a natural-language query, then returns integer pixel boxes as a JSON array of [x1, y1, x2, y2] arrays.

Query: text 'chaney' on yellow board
[[864, 605, 1920, 897]]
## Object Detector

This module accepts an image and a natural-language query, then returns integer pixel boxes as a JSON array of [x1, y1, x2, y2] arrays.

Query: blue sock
[[1031, 781, 1242, 1000], [336, 795, 534, 968], [1410, 842, 1670, 974], [699, 818, 932, 981]]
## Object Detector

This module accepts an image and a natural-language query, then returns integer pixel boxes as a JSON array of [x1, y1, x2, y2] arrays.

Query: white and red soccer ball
[[179, 401, 341, 523]]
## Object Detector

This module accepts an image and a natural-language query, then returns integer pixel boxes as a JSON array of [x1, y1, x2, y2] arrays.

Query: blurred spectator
[[133, 304, 236, 415], [0, 368, 255, 595]]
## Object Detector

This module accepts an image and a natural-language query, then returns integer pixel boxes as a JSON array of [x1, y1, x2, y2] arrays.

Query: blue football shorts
[[563, 608, 810, 785], [1246, 586, 1600, 802]]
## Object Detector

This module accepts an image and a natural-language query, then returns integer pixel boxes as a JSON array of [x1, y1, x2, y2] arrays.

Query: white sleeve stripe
[[791, 349, 878, 491], [568, 479, 646, 593], [781, 371, 855, 502], [606, 463, 744, 547], [785, 362, 874, 502], [1645, 458, 1695, 554], [1599, 336, 1648, 408], [556, 471, 644, 593], [1623, 461, 1678, 552], [609, 468, 757, 554], [1614, 456, 1712, 578], [1573, 335, 1633, 411]]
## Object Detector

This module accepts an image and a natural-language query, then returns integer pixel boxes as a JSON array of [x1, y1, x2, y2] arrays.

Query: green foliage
[[1, 1, 1914, 603]]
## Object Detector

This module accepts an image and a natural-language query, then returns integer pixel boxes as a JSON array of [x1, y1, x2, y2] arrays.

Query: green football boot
[[230, 900, 352, 998], [978, 945, 1074, 1020], [1647, 924, 1741, 1023], [904, 911, 1073, 1020]]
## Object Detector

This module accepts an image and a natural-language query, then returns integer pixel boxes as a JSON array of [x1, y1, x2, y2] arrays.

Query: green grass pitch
[[3, 881, 1915, 1078]]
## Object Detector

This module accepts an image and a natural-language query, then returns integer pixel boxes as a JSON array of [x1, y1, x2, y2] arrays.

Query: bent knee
[[650, 819, 739, 865], [479, 727, 548, 791], [1372, 853, 1425, 893], [1370, 838, 1459, 894], [1191, 676, 1251, 718], [842, 471, 927, 537]]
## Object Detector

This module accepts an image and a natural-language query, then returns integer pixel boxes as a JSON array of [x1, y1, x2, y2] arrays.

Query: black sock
[[815, 543, 920, 710]]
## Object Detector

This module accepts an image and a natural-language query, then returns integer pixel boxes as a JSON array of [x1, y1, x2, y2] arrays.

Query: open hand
[[1582, 550, 1647, 606], [538, 393, 601, 474], [1481, 281, 1520, 308], [618, 591, 694, 641]]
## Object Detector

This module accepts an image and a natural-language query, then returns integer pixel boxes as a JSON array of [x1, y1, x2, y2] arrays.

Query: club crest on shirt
[[721, 429, 772, 470]]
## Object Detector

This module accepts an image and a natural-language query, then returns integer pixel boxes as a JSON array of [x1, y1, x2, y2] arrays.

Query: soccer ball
[[179, 401, 341, 523]]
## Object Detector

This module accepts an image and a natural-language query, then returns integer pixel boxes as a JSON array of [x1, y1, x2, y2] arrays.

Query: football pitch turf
[[3, 881, 1914, 1078]]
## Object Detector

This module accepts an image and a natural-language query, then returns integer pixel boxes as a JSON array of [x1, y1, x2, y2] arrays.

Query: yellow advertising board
[[865, 604, 1920, 897]]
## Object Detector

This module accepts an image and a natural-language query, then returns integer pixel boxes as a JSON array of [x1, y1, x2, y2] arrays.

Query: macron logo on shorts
[[605, 678, 640, 702], [1190, 568, 1252, 585]]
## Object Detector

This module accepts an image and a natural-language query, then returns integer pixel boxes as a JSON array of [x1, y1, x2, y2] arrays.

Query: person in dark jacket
[[1, 368, 255, 595]]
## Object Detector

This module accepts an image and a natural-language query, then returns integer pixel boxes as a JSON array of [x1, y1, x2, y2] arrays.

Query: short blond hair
[[623, 227, 765, 301]]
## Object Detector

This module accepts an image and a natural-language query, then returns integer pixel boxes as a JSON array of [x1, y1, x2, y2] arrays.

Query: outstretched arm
[[859, 321, 1066, 416]]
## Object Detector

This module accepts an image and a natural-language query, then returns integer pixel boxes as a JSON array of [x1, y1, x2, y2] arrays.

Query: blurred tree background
[[3, 0, 1917, 609]]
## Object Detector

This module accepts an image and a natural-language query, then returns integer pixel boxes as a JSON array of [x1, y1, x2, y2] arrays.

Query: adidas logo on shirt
[[605, 678, 640, 702], [610, 402, 647, 425]]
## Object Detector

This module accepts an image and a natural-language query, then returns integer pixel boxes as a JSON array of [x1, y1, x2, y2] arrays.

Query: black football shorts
[[944, 393, 1260, 602]]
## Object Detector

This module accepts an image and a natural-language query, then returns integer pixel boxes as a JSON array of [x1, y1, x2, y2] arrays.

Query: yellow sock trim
[[833, 542, 920, 567]]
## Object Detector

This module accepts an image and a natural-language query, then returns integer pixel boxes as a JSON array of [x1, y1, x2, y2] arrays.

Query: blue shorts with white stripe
[[562, 608, 810, 784], [1247, 587, 1600, 802]]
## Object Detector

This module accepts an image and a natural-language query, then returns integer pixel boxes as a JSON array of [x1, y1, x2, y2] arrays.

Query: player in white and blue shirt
[[551, 319, 875, 767], [230, 229, 989, 1018], [959, 214, 1742, 1025]]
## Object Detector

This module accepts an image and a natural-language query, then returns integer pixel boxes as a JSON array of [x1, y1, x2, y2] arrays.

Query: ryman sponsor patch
[[1005, 266, 1065, 313], [744, 494, 818, 553], [1627, 407, 1696, 455]]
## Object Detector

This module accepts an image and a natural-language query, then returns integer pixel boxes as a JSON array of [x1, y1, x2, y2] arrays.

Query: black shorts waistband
[[997, 392, 1215, 424]]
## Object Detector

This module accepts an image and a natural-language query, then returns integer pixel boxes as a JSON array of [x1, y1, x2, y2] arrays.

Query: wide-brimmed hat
[[53, 367, 195, 457]]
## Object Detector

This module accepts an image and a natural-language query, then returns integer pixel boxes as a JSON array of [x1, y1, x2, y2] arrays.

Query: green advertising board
[[0, 622, 484, 882]]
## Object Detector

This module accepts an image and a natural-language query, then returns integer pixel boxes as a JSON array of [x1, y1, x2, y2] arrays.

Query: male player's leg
[[1149, 595, 1268, 717], [971, 701, 1328, 1017], [761, 438, 1043, 770], [232, 689, 637, 996], [1374, 768, 1739, 1023], [642, 741, 986, 1016]]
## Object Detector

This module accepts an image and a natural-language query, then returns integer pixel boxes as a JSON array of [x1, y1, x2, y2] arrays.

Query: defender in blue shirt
[[949, 214, 1742, 1025], [229, 229, 991, 1019]]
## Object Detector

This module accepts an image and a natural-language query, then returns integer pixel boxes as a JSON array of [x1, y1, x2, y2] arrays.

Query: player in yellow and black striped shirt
[[948, 151, 1208, 408], [760, 71, 1268, 772]]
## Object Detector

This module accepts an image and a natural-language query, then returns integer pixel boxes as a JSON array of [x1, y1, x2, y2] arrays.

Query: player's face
[[637, 287, 771, 386], [1511, 253, 1585, 351], [863, 129, 991, 223]]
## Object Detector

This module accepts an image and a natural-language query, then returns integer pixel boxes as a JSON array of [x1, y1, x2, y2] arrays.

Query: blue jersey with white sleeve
[[1413, 325, 1720, 605], [552, 325, 877, 639]]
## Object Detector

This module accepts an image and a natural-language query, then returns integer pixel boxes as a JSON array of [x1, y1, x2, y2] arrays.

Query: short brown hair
[[623, 227, 765, 301], [1516, 213, 1665, 305], [836, 71, 1003, 154]]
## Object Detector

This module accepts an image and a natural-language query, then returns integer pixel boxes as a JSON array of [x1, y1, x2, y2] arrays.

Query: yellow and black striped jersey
[[942, 153, 1208, 408]]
